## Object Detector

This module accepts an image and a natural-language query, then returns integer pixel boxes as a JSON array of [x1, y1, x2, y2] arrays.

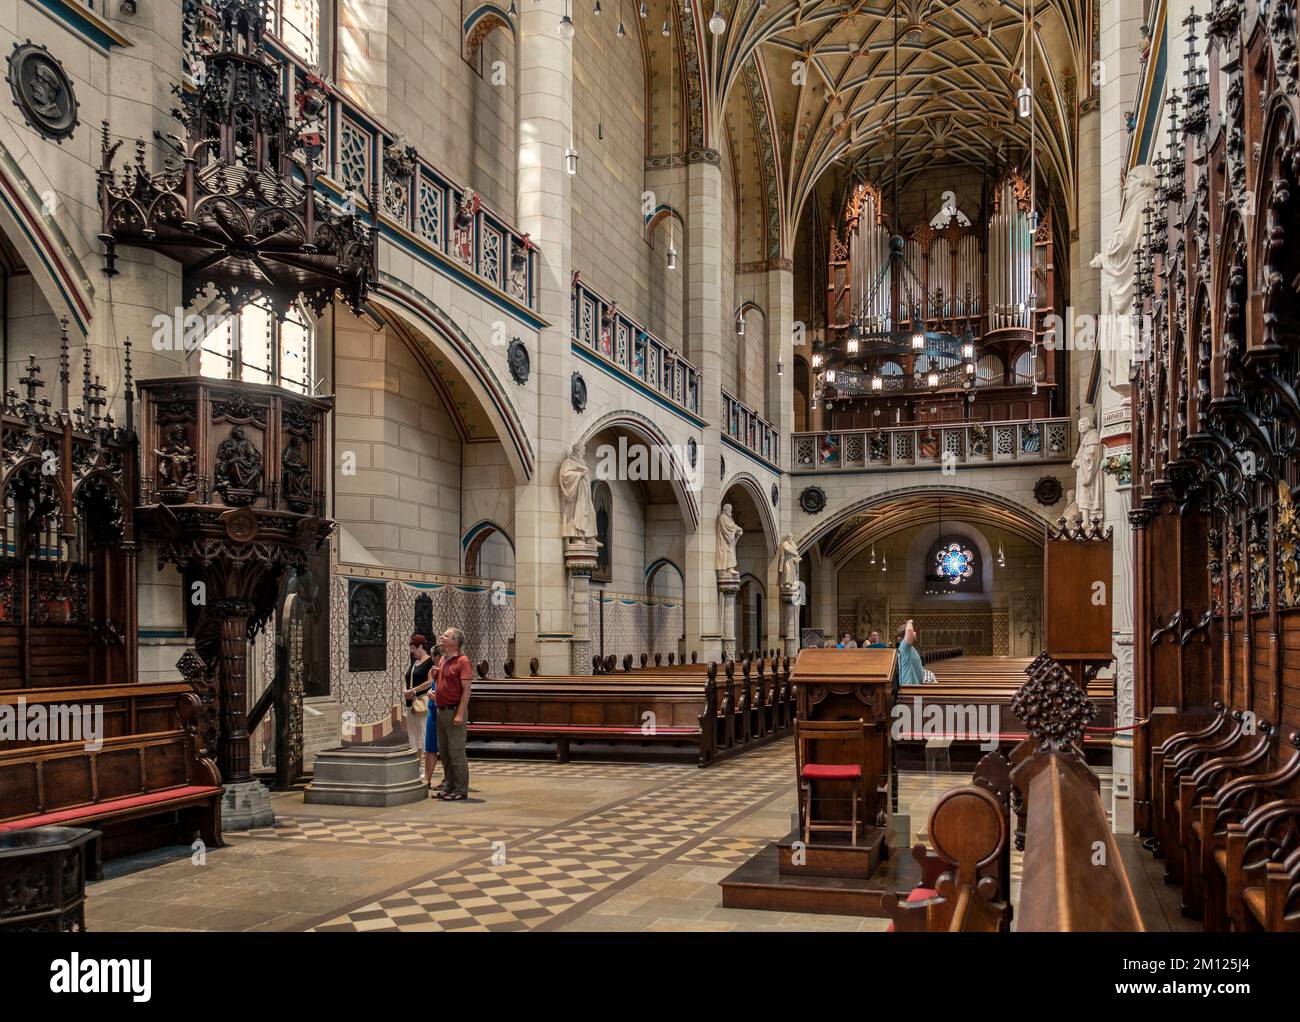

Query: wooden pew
[[893, 654, 1116, 750], [882, 753, 1013, 932], [0, 682, 223, 877], [468, 657, 794, 766]]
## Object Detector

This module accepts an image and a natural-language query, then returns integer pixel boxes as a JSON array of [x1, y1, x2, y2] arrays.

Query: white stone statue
[[1091, 164, 1158, 392], [779, 534, 801, 588], [1072, 414, 1105, 523], [1061, 488, 1081, 525], [558, 443, 597, 540], [716, 503, 742, 573]]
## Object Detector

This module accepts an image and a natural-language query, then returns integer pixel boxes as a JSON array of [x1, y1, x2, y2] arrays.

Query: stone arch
[[462, 519, 515, 579], [370, 275, 535, 483], [462, 3, 516, 67], [0, 133, 95, 335], [720, 469, 777, 555], [576, 409, 700, 530]]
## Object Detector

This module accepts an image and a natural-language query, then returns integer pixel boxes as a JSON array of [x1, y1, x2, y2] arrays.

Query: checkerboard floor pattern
[[313, 854, 636, 932], [227, 815, 540, 850]]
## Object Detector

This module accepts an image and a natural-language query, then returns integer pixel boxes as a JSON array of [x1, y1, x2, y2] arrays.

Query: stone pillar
[[514, 1, 575, 674], [717, 570, 740, 663], [683, 155, 725, 661], [565, 538, 599, 674], [766, 264, 796, 645], [780, 583, 801, 659], [1103, 401, 1136, 833]]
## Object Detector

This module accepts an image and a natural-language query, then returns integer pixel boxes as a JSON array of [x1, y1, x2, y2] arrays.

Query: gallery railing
[[242, 24, 539, 314], [791, 417, 1072, 472], [722, 390, 779, 467], [571, 274, 702, 417]]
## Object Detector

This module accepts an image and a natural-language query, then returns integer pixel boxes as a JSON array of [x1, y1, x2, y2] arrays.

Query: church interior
[[0, 0, 1297, 957]]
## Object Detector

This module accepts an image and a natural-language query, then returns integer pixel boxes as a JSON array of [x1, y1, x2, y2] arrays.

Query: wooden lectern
[[790, 648, 896, 857]]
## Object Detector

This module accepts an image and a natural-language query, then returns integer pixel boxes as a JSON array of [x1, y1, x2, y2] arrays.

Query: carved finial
[[1011, 656, 1097, 751], [58, 318, 70, 412], [123, 337, 134, 432]]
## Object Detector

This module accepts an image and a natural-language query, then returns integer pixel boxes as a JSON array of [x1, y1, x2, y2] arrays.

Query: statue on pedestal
[[1072, 414, 1105, 523], [779, 533, 801, 588], [716, 503, 742, 574], [558, 443, 597, 541]]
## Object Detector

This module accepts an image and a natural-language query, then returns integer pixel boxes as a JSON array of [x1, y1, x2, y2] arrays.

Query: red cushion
[[886, 887, 940, 932], [470, 724, 697, 735], [0, 785, 221, 832], [801, 763, 862, 781]]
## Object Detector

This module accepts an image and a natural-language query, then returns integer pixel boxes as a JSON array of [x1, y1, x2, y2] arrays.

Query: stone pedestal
[[718, 570, 740, 662], [304, 745, 427, 807], [221, 779, 274, 830], [566, 537, 599, 674], [780, 582, 801, 659]]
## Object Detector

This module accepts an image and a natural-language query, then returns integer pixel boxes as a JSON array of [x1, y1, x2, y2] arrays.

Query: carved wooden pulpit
[[791, 647, 896, 844], [135, 378, 333, 822], [1044, 518, 1114, 685]]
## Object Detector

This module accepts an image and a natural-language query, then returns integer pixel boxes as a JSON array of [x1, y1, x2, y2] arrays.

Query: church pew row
[[882, 752, 1014, 932], [1147, 705, 1300, 931], [0, 682, 224, 876], [467, 658, 794, 766], [892, 655, 1115, 749]]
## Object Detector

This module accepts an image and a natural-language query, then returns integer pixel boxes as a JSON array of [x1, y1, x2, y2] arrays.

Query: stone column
[[683, 155, 725, 661], [514, 1, 575, 673], [717, 570, 740, 663], [766, 263, 796, 645], [780, 582, 801, 659], [565, 538, 599, 674]]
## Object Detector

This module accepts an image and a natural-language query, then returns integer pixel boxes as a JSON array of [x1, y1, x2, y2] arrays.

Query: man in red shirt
[[433, 627, 473, 800]]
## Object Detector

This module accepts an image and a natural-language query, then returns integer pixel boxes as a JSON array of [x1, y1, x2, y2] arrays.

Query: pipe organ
[[817, 170, 1057, 430]]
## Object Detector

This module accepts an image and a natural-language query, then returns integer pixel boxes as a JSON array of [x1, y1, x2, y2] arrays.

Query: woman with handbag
[[402, 635, 437, 785]]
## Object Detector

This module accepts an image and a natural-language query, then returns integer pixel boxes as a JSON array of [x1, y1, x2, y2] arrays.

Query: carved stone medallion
[[571, 371, 587, 412], [1033, 475, 1063, 506], [7, 42, 79, 143], [799, 486, 827, 514], [507, 337, 530, 385]]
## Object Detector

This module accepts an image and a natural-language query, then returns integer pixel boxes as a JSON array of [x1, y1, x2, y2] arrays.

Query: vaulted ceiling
[[638, 0, 1091, 262]]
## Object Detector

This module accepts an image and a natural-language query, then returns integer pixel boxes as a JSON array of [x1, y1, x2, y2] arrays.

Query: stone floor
[[83, 741, 1184, 932]]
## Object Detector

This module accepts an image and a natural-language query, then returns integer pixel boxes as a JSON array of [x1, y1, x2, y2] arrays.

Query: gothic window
[[925, 536, 982, 593], [592, 481, 612, 584], [199, 301, 314, 394], [272, 0, 329, 66]]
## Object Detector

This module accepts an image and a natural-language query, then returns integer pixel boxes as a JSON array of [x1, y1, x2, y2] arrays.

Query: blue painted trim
[[0, 183, 90, 336], [462, 519, 515, 551], [31, 0, 130, 50], [570, 342, 707, 430], [721, 433, 780, 475], [139, 628, 187, 639]]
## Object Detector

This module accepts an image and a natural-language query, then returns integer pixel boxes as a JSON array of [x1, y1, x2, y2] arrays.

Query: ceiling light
[[1017, 85, 1032, 119], [927, 371, 939, 388], [911, 331, 925, 351], [558, 13, 576, 38], [565, 146, 578, 175], [871, 374, 882, 391], [825, 368, 837, 384], [639, 1, 647, 15], [708, 4, 726, 34]]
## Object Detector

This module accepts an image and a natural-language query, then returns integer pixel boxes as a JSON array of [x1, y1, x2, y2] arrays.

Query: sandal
[[442, 792, 466, 801]]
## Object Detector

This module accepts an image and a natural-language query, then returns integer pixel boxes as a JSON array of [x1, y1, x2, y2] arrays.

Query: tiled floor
[[82, 743, 1182, 932]]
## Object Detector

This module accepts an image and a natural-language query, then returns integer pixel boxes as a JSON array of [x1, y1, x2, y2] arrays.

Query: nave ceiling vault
[[638, 0, 1086, 260]]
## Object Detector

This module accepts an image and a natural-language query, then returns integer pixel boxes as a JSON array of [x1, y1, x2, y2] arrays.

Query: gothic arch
[[575, 410, 700, 530], [720, 468, 777, 555], [371, 274, 535, 482]]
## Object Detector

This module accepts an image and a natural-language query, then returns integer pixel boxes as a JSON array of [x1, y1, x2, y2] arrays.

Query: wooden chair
[[795, 719, 865, 847]]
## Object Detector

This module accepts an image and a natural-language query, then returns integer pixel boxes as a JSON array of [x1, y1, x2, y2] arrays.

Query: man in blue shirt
[[896, 619, 926, 686], [865, 630, 889, 649]]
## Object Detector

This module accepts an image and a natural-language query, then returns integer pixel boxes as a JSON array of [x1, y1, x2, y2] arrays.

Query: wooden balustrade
[[791, 417, 1071, 472]]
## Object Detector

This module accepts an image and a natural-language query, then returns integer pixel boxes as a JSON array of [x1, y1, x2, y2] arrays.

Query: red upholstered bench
[[801, 763, 861, 781]]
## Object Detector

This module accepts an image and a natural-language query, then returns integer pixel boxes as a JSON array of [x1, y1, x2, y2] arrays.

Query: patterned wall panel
[[589, 593, 683, 662]]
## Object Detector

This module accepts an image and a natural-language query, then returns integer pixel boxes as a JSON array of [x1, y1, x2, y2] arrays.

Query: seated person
[[836, 632, 858, 649], [865, 630, 889, 649], [896, 620, 937, 685]]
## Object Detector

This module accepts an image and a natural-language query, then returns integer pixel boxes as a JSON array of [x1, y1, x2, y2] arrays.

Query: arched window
[[592, 481, 612, 584], [272, 0, 329, 65], [925, 535, 982, 593], [199, 301, 314, 394]]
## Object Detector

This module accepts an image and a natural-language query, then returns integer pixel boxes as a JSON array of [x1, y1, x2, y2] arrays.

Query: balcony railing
[[722, 390, 779, 467], [791, 417, 1072, 472], [572, 274, 701, 417], [254, 38, 538, 314]]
